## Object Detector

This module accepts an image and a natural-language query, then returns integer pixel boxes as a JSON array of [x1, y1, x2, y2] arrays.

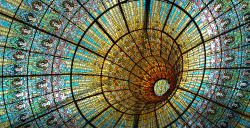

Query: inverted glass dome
[[0, 0, 249, 127]]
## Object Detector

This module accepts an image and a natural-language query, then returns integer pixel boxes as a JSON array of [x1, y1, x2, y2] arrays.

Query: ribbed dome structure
[[0, 0, 249, 127]]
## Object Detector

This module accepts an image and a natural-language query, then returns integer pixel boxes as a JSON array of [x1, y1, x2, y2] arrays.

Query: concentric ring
[[0, 0, 249, 127]]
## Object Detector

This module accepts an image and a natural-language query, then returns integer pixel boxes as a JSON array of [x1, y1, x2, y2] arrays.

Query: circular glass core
[[154, 79, 170, 96]]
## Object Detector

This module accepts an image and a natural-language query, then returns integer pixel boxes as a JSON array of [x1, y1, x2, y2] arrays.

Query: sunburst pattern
[[0, 0, 249, 127]]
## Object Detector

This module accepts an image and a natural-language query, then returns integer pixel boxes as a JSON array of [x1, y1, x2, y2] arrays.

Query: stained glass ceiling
[[0, 0, 249, 127]]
